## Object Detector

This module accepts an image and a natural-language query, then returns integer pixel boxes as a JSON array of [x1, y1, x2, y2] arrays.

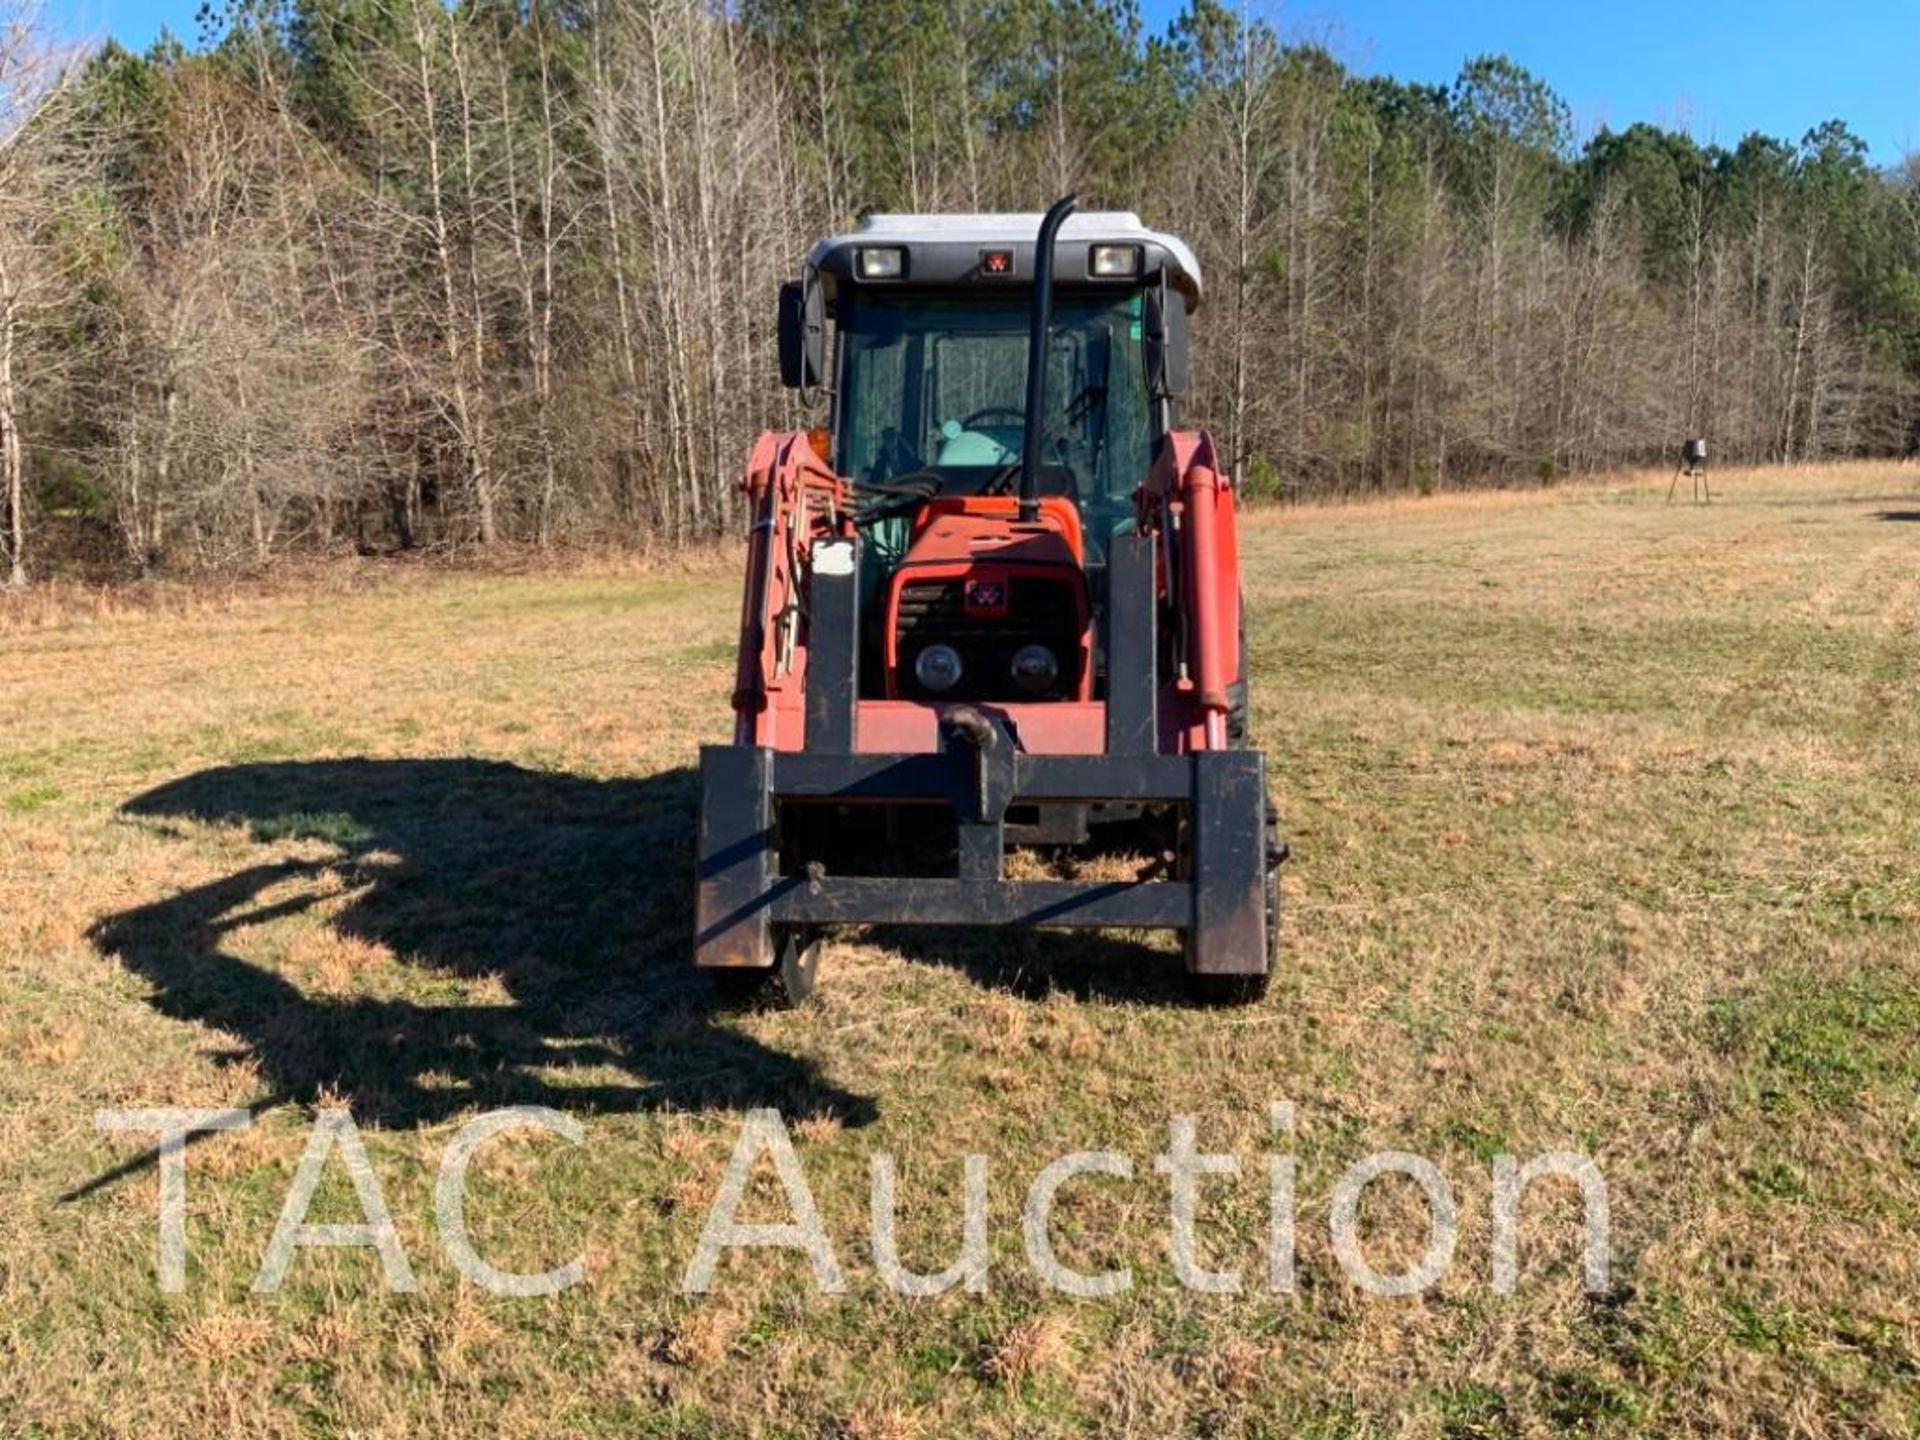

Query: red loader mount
[[696, 196, 1285, 1005]]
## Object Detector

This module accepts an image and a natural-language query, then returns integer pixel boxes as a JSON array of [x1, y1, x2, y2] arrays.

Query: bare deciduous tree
[[0, 0, 82, 587], [3, 3, 1916, 578]]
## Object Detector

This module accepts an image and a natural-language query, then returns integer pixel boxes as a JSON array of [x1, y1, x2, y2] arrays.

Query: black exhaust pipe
[[1020, 194, 1076, 523]]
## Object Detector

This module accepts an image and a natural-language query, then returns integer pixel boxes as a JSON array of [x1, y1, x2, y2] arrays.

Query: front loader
[[695, 196, 1284, 1005]]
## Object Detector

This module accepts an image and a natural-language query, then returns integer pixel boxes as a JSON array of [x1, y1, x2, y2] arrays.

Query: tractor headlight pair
[[912, 643, 1058, 696]]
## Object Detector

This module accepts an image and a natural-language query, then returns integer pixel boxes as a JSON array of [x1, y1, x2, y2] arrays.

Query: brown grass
[[2, 460, 1918, 1437], [0, 536, 744, 634]]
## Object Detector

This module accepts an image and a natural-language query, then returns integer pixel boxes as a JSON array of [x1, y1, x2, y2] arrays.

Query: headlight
[[857, 246, 905, 279], [1088, 243, 1141, 278], [1010, 644, 1059, 694], [914, 644, 963, 693]]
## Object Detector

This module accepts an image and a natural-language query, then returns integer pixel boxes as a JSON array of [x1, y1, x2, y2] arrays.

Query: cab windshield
[[836, 291, 1153, 561]]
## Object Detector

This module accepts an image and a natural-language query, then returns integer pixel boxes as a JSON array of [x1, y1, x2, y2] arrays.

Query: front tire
[[711, 926, 821, 1009], [1225, 607, 1251, 747], [1183, 860, 1280, 1005], [1186, 971, 1270, 1005]]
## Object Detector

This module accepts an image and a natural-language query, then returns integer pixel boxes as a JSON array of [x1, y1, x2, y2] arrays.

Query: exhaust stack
[[1019, 194, 1077, 523]]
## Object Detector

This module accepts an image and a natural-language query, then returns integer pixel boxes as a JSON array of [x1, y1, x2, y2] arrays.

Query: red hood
[[901, 494, 1084, 569], [882, 495, 1092, 702]]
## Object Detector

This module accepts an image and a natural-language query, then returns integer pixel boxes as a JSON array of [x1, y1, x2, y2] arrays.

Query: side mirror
[[777, 274, 825, 392], [1143, 282, 1189, 398]]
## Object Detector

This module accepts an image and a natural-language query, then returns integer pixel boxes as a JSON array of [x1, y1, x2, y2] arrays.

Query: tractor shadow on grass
[[83, 758, 877, 1172], [872, 926, 1194, 1005]]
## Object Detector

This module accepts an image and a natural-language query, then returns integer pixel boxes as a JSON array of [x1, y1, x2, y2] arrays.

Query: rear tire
[[711, 926, 821, 1009]]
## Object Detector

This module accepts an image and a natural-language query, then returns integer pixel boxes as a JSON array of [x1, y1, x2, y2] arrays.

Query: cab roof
[[807, 210, 1204, 312]]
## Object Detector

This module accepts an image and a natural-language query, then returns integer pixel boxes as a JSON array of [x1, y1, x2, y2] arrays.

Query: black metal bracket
[[693, 745, 781, 969], [804, 536, 860, 752], [942, 706, 1016, 881], [693, 741, 1273, 977], [1188, 748, 1268, 975], [1106, 531, 1157, 755]]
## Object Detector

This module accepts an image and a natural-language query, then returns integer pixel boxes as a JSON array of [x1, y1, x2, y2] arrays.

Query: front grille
[[895, 576, 1083, 701]]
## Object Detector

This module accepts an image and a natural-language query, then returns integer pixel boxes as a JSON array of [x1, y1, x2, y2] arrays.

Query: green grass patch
[[5, 783, 64, 813], [1708, 968, 1920, 1112], [246, 811, 376, 846]]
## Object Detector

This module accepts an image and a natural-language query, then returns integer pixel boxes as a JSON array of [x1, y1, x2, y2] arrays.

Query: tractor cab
[[782, 211, 1200, 708]]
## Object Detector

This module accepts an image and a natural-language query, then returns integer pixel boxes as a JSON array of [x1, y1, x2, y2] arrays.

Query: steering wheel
[[958, 405, 1025, 430]]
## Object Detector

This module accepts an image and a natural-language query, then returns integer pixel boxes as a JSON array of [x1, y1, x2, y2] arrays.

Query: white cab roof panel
[[808, 210, 1203, 306]]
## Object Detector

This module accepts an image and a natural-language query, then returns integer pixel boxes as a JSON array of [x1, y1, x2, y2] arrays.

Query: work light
[[915, 644, 963, 693], [1089, 244, 1142, 278], [1010, 644, 1059, 695], [857, 246, 906, 279]]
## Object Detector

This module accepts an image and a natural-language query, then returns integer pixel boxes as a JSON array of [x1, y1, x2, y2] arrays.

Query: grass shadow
[[1871, 510, 1920, 522], [784, 811, 1200, 1004], [85, 759, 876, 1153], [870, 923, 1192, 1004]]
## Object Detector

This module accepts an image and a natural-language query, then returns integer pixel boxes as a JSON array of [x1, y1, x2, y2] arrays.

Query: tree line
[[2, 0, 1917, 583]]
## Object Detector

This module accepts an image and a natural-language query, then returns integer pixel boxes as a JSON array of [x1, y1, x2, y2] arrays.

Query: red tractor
[[696, 197, 1283, 1004]]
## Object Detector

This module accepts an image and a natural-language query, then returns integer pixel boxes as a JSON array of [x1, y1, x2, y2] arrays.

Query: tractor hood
[[881, 497, 1092, 704], [900, 496, 1084, 573]]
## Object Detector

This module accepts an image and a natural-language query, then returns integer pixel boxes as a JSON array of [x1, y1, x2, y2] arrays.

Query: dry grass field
[[4, 462, 1919, 1438]]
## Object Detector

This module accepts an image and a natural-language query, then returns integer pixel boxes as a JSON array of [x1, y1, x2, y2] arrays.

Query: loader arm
[[732, 429, 849, 749], [1136, 428, 1246, 752]]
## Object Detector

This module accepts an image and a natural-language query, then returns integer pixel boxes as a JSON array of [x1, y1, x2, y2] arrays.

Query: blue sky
[[1222, 0, 1920, 165], [58, 0, 1920, 165]]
